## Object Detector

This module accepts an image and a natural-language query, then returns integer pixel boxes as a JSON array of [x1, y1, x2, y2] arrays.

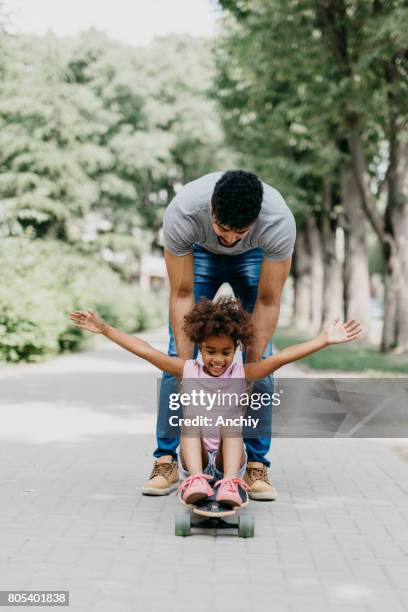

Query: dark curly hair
[[183, 296, 254, 348], [211, 170, 263, 230]]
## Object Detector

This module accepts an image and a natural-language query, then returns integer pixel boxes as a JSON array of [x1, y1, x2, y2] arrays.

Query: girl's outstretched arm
[[70, 310, 185, 378], [244, 319, 362, 381]]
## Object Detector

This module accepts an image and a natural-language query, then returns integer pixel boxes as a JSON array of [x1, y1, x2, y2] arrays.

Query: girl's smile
[[200, 335, 236, 377]]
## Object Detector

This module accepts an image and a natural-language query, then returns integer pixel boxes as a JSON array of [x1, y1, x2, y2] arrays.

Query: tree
[[0, 34, 107, 240], [216, 0, 408, 350], [316, 0, 408, 352], [66, 32, 232, 229], [1, 30, 233, 278], [214, 1, 366, 332]]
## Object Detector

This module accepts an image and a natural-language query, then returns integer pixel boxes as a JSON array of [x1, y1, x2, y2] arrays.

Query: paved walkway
[[1, 328, 408, 611]]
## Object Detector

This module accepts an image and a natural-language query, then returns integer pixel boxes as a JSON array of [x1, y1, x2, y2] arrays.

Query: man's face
[[211, 215, 252, 248]]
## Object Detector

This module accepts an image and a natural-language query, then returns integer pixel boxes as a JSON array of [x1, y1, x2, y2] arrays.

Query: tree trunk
[[292, 223, 312, 331], [321, 179, 343, 327], [306, 215, 324, 333], [395, 216, 408, 351], [341, 161, 372, 333], [381, 248, 399, 351], [382, 133, 408, 352], [318, 2, 407, 351], [292, 217, 324, 333]]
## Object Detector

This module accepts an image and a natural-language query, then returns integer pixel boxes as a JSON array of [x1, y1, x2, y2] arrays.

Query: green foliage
[[215, 0, 408, 223], [0, 36, 106, 239], [0, 30, 233, 363], [0, 238, 165, 362], [63, 31, 233, 235], [0, 30, 233, 244], [214, 2, 333, 230]]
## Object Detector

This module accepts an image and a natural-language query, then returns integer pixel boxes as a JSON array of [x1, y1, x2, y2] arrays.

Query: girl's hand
[[69, 310, 107, 334], [323, 318, 362, 345]]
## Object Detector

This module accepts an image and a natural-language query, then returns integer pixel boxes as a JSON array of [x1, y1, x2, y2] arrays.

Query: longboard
[[175, 495, 254, 537]]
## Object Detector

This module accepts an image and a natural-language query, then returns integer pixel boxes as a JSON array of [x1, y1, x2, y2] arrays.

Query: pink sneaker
[[177, 474, 214, 505], [214, 478, 250, 508]]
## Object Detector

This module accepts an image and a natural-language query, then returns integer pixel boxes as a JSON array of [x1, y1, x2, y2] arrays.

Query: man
[[141, 170, 296, 500]]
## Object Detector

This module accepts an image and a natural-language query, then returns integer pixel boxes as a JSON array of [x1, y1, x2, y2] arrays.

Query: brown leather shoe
[[141, 456, 179, 496], [243, 461, 278, 501]]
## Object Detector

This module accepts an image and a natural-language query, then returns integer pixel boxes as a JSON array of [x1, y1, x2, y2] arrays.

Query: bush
[[0, 237, 165, 362]]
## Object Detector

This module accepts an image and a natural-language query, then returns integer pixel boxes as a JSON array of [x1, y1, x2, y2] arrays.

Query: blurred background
[[0, 0, 407, 374]]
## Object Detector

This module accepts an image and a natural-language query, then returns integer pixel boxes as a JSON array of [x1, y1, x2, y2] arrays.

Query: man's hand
[[323, 319, 362, 345], [70, 310, 108, 334]]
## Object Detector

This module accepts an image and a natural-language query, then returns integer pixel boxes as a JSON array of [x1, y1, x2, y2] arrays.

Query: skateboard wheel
[[175, 514, 191, 537], [238, 515, 254, 538]]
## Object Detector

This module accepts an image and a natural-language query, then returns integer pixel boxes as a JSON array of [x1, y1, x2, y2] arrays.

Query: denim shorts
[[179, 448, 247, 482]]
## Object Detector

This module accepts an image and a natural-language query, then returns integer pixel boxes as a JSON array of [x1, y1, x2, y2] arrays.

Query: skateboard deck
[[175, 495, 254, 537], [192, 495, 237, 518]]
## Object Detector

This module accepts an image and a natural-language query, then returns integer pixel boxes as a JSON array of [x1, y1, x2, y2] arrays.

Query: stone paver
[[0, 328, 408, 611]]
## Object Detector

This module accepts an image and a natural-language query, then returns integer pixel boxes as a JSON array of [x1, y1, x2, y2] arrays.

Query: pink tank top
[[182, 359, 247, 452]]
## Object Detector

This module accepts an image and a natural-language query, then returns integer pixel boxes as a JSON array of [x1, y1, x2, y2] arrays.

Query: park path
[[1, 327, 408, 612]]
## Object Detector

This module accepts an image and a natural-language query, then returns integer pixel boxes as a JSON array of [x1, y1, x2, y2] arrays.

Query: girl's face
[[200, 334, 236, 377]]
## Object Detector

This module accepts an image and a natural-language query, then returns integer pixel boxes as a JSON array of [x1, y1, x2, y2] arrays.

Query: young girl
[[70, 297, 361, 508]]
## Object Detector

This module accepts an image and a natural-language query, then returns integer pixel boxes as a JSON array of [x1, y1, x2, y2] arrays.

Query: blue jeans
[[154, 244, 273, 466]]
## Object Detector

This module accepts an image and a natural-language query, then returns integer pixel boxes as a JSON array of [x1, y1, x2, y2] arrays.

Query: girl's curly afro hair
[[183, 296, 254, 348]]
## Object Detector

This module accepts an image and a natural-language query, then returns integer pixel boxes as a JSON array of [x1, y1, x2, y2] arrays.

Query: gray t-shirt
[[163, 172, 296, 261]]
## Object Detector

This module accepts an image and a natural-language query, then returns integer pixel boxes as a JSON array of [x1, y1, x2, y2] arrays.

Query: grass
[[273, 326, 408, 374]]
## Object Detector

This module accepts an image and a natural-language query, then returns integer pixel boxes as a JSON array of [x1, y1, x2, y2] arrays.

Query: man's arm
[[164, 250, 195, 363], [245, 257, 292, 362]]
